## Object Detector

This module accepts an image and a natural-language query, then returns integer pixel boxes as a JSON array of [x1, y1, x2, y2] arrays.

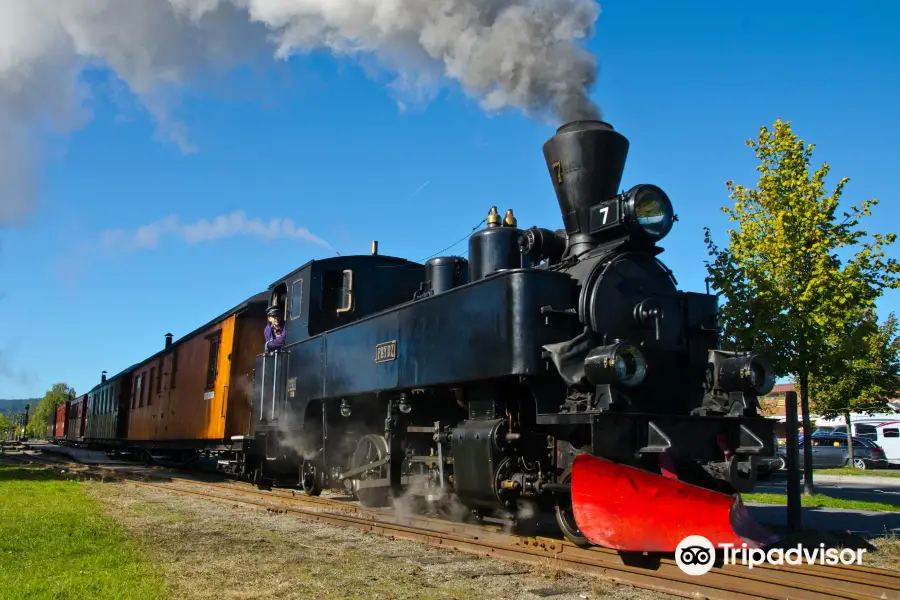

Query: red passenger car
[[66, 395, 88, 444], [54, 403, 69, 440]]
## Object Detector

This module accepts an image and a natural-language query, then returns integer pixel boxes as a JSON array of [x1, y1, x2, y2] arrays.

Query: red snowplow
[[570, 453, 780, 553]]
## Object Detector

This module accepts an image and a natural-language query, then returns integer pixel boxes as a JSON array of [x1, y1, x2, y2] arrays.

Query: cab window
[[290, 278, 304, 320], [323, 269, 354, 313]]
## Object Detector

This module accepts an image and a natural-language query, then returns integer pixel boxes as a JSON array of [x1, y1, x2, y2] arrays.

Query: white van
[[816, 411, 900, 430], [821, 420, 900, 465], [869, 421, 900, 466]]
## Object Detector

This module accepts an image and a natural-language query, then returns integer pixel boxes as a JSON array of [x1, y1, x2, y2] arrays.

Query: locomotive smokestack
[[542, 120, 629, 257], [101, 371, 107, 383], [165, 333, 173, 349]]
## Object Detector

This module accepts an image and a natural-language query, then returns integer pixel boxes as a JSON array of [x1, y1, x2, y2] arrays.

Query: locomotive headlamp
[[587, 184, 675, 244], [717, 354, 775, 396], [340, 398, 352, 418], [584, 342, 648, 388], [623, 184, 674, 241]]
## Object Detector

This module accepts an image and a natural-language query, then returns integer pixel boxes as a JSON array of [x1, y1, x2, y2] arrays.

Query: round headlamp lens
[[633, 186, 674, 239], [614, 344, 647, 387]]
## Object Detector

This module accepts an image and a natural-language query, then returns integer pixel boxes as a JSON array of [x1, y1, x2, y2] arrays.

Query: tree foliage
[[809, 311, 900, 464], [0, 412, 8, 438], [27, 383, 76, 439], [704, 118, 900, 492], [811, 311, 900, 419]]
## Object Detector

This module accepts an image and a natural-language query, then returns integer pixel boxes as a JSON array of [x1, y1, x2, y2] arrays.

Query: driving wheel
[[554, 467, 591, 547], [351, 434, 391, 507], [300, 459, 324, 496]]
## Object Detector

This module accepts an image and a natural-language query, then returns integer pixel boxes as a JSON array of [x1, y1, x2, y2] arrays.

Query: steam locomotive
[[233, 120, 780, 552]]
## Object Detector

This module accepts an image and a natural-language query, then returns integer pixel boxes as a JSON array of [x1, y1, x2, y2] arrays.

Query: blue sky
[[1, 0, 898, 398]]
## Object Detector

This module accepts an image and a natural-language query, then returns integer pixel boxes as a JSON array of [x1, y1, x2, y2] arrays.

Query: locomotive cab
[[248, 251, 424, 474]]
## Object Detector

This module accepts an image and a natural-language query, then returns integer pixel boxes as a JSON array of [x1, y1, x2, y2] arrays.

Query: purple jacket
[[265, 323, 286, 350]]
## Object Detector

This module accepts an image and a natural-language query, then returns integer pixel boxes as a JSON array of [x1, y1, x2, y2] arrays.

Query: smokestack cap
[[554, 120, 616, 135]]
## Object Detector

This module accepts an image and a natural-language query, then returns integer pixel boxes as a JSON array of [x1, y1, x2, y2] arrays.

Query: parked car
[[792, 434, 888, 470], [757, 432, 784, 479]]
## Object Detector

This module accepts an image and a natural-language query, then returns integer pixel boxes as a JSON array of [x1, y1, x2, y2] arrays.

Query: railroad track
[[6, 450, 900, 600]]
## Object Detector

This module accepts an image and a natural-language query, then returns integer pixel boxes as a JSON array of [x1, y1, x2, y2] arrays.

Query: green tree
[[810, 311, 900, 466], [0, 412, 8, 440], [28, 383, 76, 439], [703, 118, 900, 494]]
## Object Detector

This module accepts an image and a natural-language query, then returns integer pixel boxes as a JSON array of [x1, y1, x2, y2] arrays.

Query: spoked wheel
[[300, 459, 324, 496], [853, 458, 868, 470], [351, 434, 391, 507], [554, 467, 591, 548]]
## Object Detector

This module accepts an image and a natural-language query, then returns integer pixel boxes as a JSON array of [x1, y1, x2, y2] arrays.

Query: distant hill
[[0, 398, 39, 416]]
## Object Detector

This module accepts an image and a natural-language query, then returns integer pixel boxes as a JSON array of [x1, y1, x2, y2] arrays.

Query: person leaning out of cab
[[264, 306, 286, 353]]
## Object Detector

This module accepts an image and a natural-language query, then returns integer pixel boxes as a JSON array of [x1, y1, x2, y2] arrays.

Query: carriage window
[[135, 375, 143, 409], [206, 334, 221, 390], [156, 360, 163, 394], [148, 367, 156, 405], [884, 428, 900, 438], [290, 278, 304, 320], [170, 348, 178, 389]]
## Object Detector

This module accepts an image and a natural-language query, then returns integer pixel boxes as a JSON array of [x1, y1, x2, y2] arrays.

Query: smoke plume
[[0, 0, 603, 226]]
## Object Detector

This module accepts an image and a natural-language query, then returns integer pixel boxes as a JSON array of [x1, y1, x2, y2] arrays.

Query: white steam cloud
[[100, 210, 331, 251], [0, 0, 603, 227]]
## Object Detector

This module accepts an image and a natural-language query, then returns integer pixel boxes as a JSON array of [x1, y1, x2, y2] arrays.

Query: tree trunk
[[799, 371, 815, 495], [845, 411, 855, 467]]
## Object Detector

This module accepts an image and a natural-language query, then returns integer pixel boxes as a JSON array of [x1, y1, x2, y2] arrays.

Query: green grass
[[0, 465, 168, 600], [743, 492, 900, 513], [813, 467, 900, 478]]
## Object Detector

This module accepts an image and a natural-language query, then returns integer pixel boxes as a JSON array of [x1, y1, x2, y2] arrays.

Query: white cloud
[[100, 211, 330, 251]]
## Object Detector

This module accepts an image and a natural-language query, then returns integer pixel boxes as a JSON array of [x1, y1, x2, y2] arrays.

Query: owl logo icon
[[675, 535, 716, 576]]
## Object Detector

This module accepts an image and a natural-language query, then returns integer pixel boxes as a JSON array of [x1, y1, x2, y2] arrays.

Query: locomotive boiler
[[239, 119, 780, 553]]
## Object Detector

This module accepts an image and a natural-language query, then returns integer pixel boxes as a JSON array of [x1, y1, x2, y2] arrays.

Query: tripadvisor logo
[[675, 535, 867, 575]]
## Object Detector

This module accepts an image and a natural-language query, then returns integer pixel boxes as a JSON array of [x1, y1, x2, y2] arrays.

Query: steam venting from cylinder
[[542, 121, 629, 257]]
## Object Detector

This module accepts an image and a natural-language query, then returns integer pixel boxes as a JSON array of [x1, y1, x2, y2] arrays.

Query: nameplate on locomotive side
[[287, 377, 297, 398], [375, 340, 397, 363]]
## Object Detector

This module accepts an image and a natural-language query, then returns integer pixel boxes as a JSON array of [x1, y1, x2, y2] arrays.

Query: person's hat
[[265, 306, 281, 317]]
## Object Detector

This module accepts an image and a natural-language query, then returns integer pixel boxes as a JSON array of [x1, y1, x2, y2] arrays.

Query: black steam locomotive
[[236, 120, 778, 552]]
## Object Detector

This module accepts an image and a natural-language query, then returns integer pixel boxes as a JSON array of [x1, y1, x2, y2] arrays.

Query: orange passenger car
[[126, 292, 268, 446]]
